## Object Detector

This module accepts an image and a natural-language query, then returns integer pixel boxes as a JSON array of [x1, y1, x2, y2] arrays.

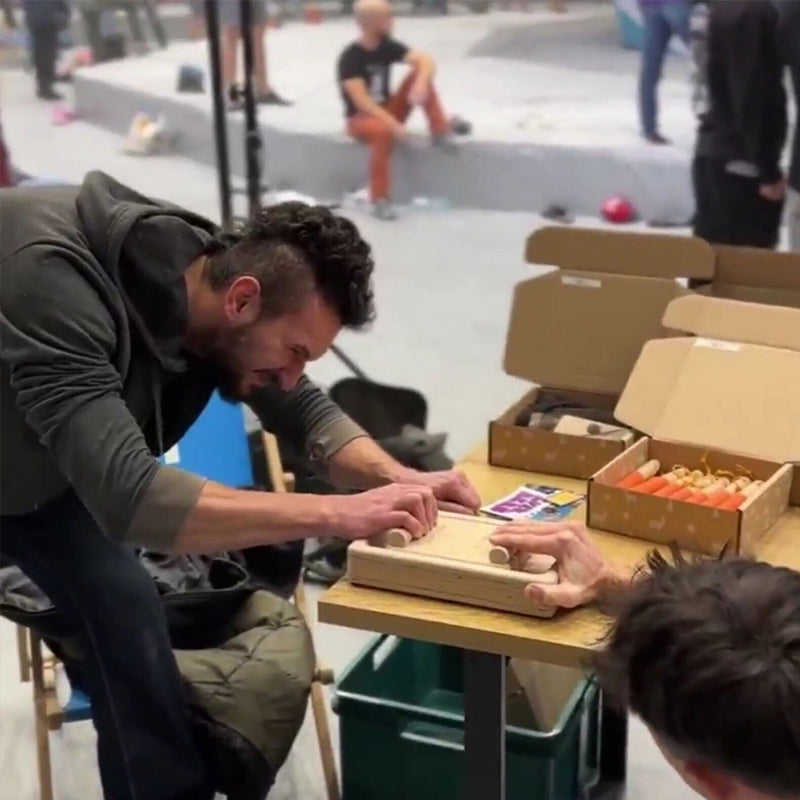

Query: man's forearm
[[172, 481, 334, 554], [327, 436, 411, 489], [358, 96, 402, 129]]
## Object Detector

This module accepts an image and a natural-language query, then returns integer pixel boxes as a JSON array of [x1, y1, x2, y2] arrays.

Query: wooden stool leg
[[262, 429, 341, 800], [17, 624, 31, 683], [29, 631, 55, 800], [295, 583, 341, 800]]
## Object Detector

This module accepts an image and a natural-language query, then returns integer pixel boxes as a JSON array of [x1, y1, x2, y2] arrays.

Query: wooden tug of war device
[[347, 513, 559, 619]]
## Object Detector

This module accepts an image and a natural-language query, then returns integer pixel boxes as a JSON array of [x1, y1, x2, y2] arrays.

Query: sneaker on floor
[[450, 115, 472, 136], [372, 199, 398, 221], [644, 132, 671, 145], [37, 88, 63, 101], [257, 89, 292, 106]]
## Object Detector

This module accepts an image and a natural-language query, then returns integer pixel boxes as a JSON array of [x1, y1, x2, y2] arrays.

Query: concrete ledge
[[75, 71, 692, 220]]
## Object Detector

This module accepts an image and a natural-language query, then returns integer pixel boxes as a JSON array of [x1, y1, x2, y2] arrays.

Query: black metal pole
[[205, 0, 233, 229], [239, 0, 262, 219], [463, 650, 506, 800]]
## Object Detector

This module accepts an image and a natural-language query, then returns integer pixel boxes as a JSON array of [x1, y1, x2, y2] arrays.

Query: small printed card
[[481, 485, 585, 523]]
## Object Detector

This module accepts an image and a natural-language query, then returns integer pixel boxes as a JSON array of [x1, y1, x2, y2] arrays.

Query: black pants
[[1, 492, 212, 800], [29, 23, 59, 94], [692, 155, 784, 248]]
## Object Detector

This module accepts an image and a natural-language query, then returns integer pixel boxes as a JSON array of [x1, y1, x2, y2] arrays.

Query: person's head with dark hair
[[185, 202, 375, 399], [489, 523, 800, 800], [596, 555, 800, 800]]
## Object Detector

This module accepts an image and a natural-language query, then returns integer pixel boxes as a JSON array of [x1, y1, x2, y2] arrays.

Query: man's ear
[[224, 276, 261, 325], [682, 760, 735, 800]]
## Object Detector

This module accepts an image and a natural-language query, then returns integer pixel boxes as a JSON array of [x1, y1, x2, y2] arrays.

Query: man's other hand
[[490, 521, 630, 609], [398, 468, 481, 515], [327, 484, 437, 541]]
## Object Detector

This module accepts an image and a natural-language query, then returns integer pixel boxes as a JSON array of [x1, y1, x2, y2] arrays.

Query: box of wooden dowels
[[587, 295, 800, 555], [488, 227, 714, 480]]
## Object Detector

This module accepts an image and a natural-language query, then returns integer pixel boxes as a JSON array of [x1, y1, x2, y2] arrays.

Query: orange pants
[[347, 72, 449, 201]]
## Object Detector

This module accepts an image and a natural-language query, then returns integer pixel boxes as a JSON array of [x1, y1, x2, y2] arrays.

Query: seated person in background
[[490, 522, 800, 800], [337, 0, 469, 221]]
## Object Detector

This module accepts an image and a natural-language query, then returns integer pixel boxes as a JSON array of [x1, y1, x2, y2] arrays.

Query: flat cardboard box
[[489, 227, 714, 479], [588, 295, 800, 554], [695, 245, 800, 308]]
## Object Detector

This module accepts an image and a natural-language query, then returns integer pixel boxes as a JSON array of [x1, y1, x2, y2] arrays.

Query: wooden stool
[[263, 431, 341, 800]]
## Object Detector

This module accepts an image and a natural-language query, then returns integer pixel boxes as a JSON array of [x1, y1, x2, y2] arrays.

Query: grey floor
[[1, 58, 697, 799]]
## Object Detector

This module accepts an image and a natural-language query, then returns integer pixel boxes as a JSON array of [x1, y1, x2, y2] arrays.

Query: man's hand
[[408, 79, 430, 107], [396, 468, 481, 515], [490, 521, 630, 609], [326, 483, 438, 542], [759, 178, 787, 202]]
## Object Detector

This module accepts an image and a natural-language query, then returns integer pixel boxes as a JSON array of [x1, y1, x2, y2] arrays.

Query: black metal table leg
[[589, 692, 628, 799], [463, 650, 506, 800]]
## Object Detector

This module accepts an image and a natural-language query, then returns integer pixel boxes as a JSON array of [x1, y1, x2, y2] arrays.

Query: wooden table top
[[319, 446, 800, 666]]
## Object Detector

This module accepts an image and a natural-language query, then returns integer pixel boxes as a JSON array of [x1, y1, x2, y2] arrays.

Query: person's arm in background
[[246, 379, 480, 514], [1, 249, 436, 555], [342, 77, 407, 135], [489, 521, 634, 609], [719, 5, 788, 197]]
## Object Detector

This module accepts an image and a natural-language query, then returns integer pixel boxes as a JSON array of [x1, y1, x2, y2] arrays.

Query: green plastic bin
[[333, 635, 601, 800]]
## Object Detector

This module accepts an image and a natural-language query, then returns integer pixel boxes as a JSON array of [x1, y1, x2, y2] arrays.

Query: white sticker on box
[[694, 338, 741, 352], [164, 444, 181, 465], [562, 275, 602, 289]]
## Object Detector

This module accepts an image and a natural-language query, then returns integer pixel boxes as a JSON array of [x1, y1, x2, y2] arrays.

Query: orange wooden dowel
[[633, 476, 669, 494], [617, 459, 660, 489]]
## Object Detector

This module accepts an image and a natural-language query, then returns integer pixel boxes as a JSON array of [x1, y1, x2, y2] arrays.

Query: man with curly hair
[[490, 521, 800, 800], [0, 172, 480, 800]]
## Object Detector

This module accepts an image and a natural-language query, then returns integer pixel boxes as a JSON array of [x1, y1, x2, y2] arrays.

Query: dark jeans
[[1, 491, 212, 800], [29, 23, 59, 94], [638, 1, 690, 136], [692, 155, 784, 249]]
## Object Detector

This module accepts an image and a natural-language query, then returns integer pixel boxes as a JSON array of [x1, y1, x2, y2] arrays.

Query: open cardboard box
[[695, 244, 800, 308], [489, 227, 714, 479], [588, 295, 800, 555]]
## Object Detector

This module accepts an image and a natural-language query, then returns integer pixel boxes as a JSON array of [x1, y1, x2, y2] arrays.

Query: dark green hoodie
[[0, 172, 364, 549]]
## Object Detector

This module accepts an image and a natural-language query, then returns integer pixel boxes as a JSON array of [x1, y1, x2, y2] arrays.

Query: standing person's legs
[[347, 114, 395, 202], [122, 1, 147, 52], [30, 24, 58, 98], [1, 491, 212, 800], [787, 188, 800, 252], [638, 2, 671, 139], [662, 0, 690, 43], [251, 22, 269, 94], [692, 155, 783, 248], [221, 25, 239, 89], [385, 72, 450, 135], [141, 0, 167, 48]]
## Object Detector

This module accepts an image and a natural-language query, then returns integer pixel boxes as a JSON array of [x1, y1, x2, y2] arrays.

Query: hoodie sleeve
[[0, 248, 205, 550], [245, 376, 367, 468]]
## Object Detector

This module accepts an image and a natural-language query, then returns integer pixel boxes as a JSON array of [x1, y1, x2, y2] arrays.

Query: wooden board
[[347, 513, 560, 619]]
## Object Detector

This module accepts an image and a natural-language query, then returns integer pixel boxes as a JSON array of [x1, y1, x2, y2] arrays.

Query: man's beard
[[195, 331, 251, 404]]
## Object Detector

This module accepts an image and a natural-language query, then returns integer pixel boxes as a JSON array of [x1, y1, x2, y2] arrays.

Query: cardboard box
[[588, 294, 800, 555], [489, 227, 714, 479], [696, 245, 800, 308]]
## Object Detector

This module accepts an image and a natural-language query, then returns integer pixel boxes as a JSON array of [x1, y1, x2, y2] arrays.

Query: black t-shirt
[[337, 36, 409, 117]]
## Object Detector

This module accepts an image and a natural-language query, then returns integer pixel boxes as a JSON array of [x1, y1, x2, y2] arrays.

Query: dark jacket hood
[[75, 171, 217, 371]]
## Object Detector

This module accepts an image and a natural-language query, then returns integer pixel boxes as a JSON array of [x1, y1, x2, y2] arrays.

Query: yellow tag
[[548, 491, 583, 507]]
